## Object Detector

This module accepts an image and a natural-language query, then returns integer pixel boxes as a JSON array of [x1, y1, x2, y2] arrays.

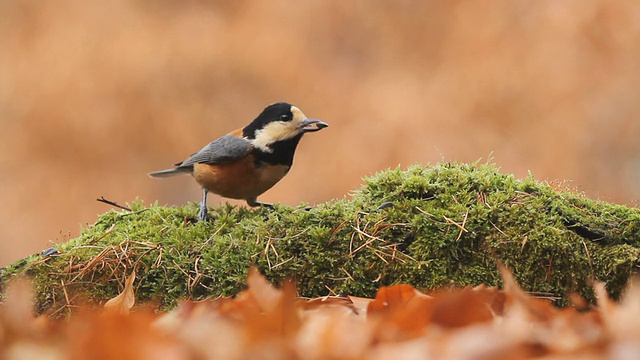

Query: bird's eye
[[280, 114, 291, 121]]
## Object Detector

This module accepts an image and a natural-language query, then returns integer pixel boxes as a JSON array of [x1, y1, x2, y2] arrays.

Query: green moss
[[2, 162, 640, 315]]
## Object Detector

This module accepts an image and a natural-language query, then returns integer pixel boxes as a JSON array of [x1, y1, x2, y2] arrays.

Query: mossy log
[[2, 162, 640, 315]]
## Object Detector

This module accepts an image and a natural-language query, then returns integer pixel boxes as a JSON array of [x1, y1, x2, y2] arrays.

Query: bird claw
[[246, 198, 274, 209], [259, 202, 274, 209], [198, 204, 210, 222]]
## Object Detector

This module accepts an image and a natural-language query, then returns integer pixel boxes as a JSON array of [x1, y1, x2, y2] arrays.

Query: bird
[[149, 102, 328, 221]]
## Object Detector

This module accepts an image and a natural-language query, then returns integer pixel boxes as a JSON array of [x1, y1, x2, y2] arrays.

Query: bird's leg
[[246, 198, 274, 209], [198, 189, 210, 222]]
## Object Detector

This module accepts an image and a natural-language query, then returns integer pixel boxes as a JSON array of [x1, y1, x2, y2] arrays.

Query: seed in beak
[[301, 119, 329, 132]]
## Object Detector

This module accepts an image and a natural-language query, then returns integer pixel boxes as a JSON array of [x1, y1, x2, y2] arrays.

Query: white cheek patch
[[251, 129, 274, 152], [250, 106, 310, 152], [290, 106, 307, 126], [251, 121, 299, 152]]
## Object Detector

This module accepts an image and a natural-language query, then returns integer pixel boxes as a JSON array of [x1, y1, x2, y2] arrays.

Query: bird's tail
[[148, 168, 190, 178]]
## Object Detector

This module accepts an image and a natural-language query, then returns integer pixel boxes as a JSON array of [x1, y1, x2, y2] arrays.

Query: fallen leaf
[[104, 272, 136, 315], [302, 296, 358, 313], [347, 296, 373, 316], [0, 277, 38, 337], [245, 266, 282, 312], [368, 285, 433, 341], [428, 287, 495, 328], [367, 284, 421, 314], [500, 265, 555, 322]]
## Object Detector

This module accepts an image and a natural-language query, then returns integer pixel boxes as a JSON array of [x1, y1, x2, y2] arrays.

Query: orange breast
[[192, 156, 290, 201]]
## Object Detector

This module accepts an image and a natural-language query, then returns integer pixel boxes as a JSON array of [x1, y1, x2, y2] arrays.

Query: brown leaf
[[0, 277, 38, 337], [347, 296, 373, 316], [428, 287, 496, 328], [245, 266, 281, 312], [104, 272, 136, 315], [367, 284, 421, 314], [472, 283, 507, 316], [500, 265, 555, 322], [67, 310, 186, 360], [242, 278, 301, 342], [302, 296, 358, 313], [368, 285, 434, 341], [297, 300, 370, 359]]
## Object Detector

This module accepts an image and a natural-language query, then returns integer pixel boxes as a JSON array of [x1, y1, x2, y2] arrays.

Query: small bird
[[149, 102, 328, 221]]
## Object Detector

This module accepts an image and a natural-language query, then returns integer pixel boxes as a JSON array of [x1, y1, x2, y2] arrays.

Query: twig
[[97, 196, 132, 211], [582, 240, 595, 281], [189, 257, 203, 295], [272, 257, 294, 269], [443, 214, 469, 233], [69, 247, 112, 282], [341, 267, 354, 281], [201, 223, 227, 248], [324, 285, 338, 296], [61, 279, 71, 307], [89, 224, 116, 244], [454, 211, 469, 241]]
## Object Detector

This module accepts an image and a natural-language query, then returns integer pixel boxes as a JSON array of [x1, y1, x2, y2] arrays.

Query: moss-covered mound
[[2, 162, 640, 315]]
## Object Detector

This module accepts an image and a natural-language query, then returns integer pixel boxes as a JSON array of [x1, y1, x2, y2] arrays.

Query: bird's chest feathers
[[255, 162, 291, 184], [193, 159, 290, 200]]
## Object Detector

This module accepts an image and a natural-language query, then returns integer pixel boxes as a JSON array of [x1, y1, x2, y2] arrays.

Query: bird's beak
[[300, 118, 329, 133]]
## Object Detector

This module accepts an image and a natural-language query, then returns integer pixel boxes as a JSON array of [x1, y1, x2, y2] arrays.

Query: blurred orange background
[[1, 0, 639, 267]]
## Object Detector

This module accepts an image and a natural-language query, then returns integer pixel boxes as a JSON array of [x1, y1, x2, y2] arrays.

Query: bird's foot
[[198, 204, 210, 222], [247, 198, 274, 209], [258, 202, 274, 209]]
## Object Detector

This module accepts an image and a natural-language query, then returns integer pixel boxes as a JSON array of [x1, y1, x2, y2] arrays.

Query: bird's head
[[244, 102, 328, 152]]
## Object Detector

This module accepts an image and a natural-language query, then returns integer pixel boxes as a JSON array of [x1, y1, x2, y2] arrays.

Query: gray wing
[[176, 135, 253, 168]]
